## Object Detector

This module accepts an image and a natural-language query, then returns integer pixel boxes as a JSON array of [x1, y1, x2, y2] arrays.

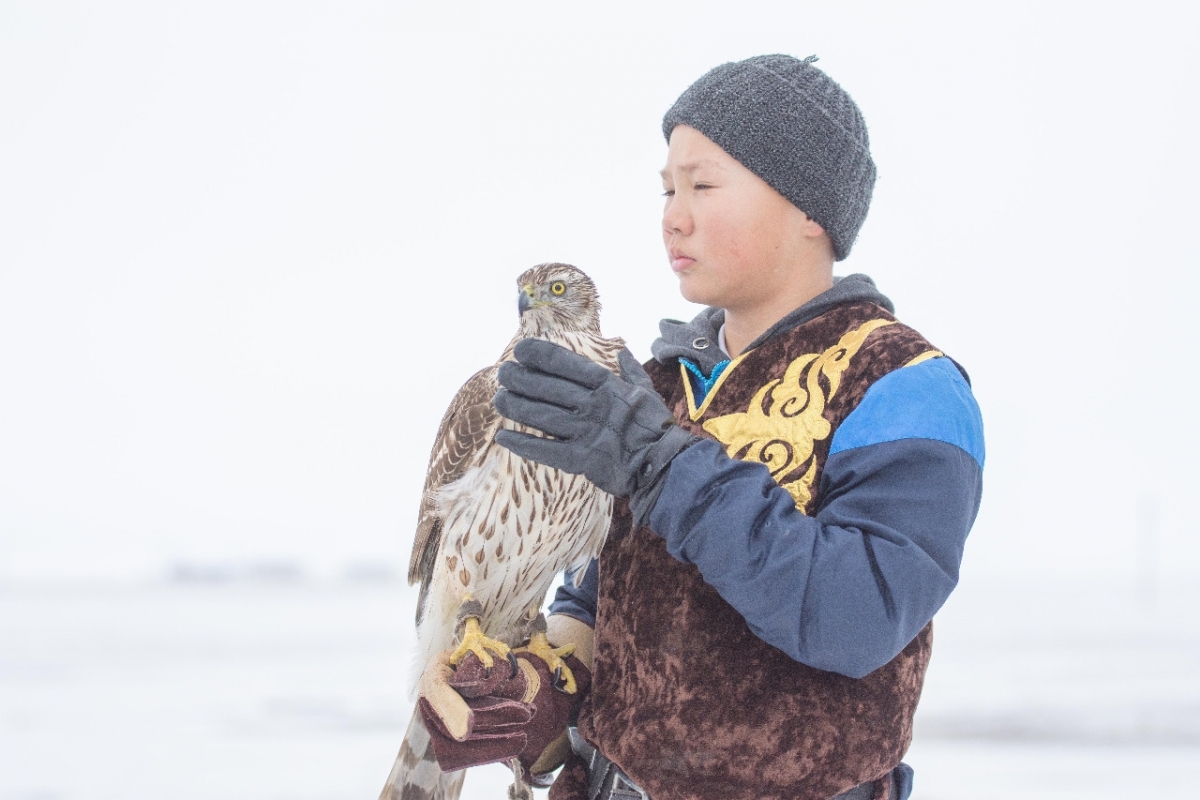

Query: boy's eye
[[694, 183, 713, 190], [550, 281, 566, 296]]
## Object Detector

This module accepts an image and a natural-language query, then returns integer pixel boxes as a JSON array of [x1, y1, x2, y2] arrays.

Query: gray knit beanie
[[662, 54, 875, 261]]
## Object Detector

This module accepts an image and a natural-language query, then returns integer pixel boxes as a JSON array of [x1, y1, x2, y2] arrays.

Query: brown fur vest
[[552, 301, 943, 800]]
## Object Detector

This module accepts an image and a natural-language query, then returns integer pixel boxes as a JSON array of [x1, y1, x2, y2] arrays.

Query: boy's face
[[660, 125, 824, 315]]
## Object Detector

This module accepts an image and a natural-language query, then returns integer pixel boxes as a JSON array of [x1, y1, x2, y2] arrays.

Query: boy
[[423, 54, 983, 800]]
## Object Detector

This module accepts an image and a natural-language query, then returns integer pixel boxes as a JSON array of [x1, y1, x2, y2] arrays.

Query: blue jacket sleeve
[[548, 559, 599, 626], [646, 357, 984, 678]]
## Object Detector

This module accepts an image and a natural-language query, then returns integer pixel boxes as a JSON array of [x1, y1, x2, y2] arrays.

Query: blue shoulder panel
[[829, 357, 985, 468]]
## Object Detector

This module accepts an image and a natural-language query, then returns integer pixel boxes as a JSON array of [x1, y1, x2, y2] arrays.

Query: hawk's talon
[[551, 665, 570, 693], [507, 650, 520, 679], [514, 628, 579, 694]]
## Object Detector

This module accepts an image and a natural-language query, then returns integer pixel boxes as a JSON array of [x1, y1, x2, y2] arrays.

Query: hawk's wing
[[409, 367, 502, 622]]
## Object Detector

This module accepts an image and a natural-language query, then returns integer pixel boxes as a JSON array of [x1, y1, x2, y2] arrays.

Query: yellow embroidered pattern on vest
[[904, 349, 944, 368], [701, 318, 895, 511]]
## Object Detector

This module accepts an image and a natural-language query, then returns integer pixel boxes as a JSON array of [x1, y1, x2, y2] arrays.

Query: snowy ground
[[1, 575, 1196, 800]]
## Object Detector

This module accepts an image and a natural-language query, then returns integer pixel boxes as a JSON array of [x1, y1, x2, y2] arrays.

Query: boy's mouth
[[668, 249, 695, 273]]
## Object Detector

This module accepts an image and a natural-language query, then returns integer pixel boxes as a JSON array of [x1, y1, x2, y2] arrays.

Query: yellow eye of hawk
[[550, 281, 566, 296]]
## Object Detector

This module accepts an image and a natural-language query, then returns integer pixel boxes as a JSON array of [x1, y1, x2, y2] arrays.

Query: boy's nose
[[662, 198, 692, 236]]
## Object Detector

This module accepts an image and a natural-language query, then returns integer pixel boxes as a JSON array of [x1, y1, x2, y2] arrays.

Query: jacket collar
[[651, 273, 895, 373]]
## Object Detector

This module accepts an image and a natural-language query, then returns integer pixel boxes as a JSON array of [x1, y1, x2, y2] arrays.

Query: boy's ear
[[800, 215, 827, 239], [798, 213, 835, 262]]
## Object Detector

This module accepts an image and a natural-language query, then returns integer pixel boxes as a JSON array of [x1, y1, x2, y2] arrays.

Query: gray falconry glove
[[494, 339, 697, 525]]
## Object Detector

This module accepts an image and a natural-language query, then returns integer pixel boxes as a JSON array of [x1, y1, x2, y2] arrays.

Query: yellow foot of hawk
[[450, 595, 517, 677], [515, 612, 578, 694]]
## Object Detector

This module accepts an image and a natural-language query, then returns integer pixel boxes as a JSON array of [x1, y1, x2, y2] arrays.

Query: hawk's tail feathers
[[379, 707, 465, 800]]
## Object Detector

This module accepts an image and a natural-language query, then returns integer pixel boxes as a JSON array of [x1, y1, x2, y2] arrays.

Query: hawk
[[379, 263, 624, 800]]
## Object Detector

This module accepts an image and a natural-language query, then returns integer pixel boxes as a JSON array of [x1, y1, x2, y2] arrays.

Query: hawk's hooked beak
[[518, 285, 535, 316]]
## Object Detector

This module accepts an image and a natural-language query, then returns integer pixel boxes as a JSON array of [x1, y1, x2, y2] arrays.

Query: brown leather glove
[[417, 647, 591, 782]]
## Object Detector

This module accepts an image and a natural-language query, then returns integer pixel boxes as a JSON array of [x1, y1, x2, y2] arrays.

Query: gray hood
[[650, 273, 894, 373]]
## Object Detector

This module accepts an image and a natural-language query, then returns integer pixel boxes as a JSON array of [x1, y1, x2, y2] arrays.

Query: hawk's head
[[515, 263, 602, 335]]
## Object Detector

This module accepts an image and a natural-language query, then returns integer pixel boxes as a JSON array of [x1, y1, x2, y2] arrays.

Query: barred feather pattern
[[379, 711, 465, 800]]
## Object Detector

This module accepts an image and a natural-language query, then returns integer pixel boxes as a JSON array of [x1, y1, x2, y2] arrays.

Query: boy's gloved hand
[[494, 339, 696, 523], [417, 647, 591, 783]]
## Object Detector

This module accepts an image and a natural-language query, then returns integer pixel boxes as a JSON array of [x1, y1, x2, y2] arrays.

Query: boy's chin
[[676, 275, 720, 308]]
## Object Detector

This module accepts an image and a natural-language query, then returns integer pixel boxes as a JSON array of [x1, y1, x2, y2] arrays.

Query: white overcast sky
[[1, 1, 1197, 582]]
